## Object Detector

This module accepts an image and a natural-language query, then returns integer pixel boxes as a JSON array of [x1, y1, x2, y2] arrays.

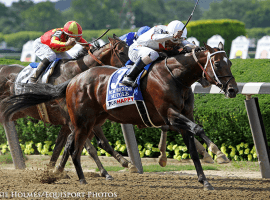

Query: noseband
[[192, 49, 235, 92]]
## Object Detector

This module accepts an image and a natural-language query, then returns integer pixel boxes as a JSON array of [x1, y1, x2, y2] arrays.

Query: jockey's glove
[[65, 37, 76, 46]]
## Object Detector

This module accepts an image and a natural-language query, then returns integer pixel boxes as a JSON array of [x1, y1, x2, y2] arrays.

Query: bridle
[[192, 49, 235, 92], [87, 40, 127, 66]]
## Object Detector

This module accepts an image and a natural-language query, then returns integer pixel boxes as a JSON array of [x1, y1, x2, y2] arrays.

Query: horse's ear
[[204, 42, 214, 53], [218, 42, 224, 50], [108, 37, 113, 43], [113, 34, 120, 40]]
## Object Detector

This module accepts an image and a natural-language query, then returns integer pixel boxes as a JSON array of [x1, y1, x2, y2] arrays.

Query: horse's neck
[[84, 43, 111, 66], [166, 52, 208, 87]]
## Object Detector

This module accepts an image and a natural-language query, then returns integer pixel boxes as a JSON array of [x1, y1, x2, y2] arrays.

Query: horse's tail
[[1, 80, 71, 122]]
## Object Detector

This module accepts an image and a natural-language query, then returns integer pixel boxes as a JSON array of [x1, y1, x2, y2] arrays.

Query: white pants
[[33, 38, 82, 62], [128, 44, 159, 63]]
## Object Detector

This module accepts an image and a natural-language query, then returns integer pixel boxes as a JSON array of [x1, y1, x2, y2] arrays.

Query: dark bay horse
[[1, 43, 238, 190], [0, 36, 134, 178]]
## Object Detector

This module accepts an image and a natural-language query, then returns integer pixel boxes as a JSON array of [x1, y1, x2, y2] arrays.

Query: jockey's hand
[[65, 37, 76, 46], [83, 45, 90, 51], [173, 30, 183, 39]]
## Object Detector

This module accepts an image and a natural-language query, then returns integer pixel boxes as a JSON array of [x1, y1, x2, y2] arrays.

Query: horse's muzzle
[[226, 86, 238, 98]]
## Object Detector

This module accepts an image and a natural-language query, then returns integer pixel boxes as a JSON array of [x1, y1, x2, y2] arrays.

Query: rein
[[88, 50, 105, 65], [192, 49, 234, 92]]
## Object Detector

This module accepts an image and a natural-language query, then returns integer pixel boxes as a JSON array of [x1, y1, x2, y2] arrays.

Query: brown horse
[[1, 43, 238, 190], [0, 36, 133, 179], [0, 36, 224, 177]]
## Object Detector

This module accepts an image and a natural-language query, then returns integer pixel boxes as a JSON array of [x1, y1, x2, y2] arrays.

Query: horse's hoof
[[202, 154, 214, 164], [80, 179, 87, 184], [204, 183, 214, 191], [158, 156, 167, 167], [106, 175, 114, 181], [121, 161, 129, 168], [53, 168, 70, 179], [46, 164, 55, 170], [62, 173, 71, 179], [216, 154, 230, 164], [128, 163, 138, 173]]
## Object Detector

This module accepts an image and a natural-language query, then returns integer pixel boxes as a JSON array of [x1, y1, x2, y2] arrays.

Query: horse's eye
[[214, 61, 220, 68]]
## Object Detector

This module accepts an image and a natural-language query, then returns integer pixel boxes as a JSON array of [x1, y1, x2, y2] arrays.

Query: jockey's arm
[[151, 33, 174, 43], [50, 36, 67, 49]]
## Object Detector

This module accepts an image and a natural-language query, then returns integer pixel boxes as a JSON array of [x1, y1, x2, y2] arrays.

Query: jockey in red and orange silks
[[30, 21, 92, 83]]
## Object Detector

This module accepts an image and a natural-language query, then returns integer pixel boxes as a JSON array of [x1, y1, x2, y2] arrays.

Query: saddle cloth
[[106, 63, 151, 110], [106, 64, 160, 128], [15, 59, 60, 95]]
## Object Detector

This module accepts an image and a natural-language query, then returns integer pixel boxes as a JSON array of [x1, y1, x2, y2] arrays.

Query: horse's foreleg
[[181, 130, 214, 191], [198, 133, 230, 164], [84, 138, 113, 180], [48, 125, 70, 169], [168, 109, 214, 190], [92, 125, 136, 172], [158, 126, 169, 167]]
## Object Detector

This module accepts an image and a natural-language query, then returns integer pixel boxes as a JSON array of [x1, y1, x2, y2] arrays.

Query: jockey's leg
[[29, 58, 50, 83], [32, 38, 56, 83], [122, 57, 146, 87], [122, 47, 159, 87]]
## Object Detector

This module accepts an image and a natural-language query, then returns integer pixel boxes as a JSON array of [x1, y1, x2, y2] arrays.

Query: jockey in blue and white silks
[[122, 20, 197, 87]]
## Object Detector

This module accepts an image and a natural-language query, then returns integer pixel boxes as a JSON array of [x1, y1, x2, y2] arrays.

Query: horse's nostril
[[228, 87, 238, 94]]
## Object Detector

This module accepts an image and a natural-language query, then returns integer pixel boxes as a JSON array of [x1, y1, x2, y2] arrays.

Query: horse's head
[[107, 34, 129, 67], [91, 34, 129, 68], [197, 42, 238, 98]]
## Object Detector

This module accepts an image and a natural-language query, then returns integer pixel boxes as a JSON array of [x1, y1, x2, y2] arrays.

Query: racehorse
[[1, 42, 238, 190], [0, 35, 133, 179]]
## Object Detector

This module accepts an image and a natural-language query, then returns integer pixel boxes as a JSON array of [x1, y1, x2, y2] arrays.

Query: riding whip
[[76, 29, 110, 45], [182, 0, 200, 31]]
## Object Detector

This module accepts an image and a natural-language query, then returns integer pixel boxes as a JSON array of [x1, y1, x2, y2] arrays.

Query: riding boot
[[29, 58, 50, 83], [122, 58, 146, 87]]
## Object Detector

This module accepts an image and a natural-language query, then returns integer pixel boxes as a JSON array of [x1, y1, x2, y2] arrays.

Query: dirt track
[[0, 169, 269, 199], [0, 156, 269, 199]]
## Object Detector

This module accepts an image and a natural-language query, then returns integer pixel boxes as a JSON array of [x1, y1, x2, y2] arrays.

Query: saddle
[[15, 59, 61, 123]]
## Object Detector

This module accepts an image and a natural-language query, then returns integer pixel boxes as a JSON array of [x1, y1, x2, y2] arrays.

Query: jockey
[[122, 20, 197, 87], [119, 26, 151, 46], [30, 21, 91, 83]]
